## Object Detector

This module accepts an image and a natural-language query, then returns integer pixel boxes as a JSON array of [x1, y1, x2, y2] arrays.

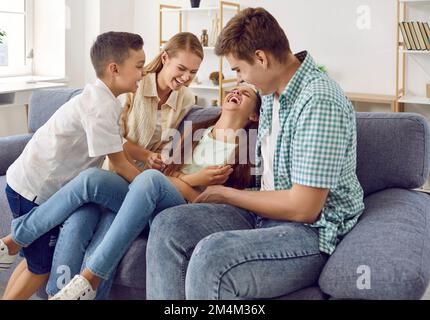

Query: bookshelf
[[396, 0, 430, 112], [159, 1, 241, 106]]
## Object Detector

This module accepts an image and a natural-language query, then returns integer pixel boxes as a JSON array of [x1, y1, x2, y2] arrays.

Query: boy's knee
[[78, 167, 102, 180], [130, 169, 165, 191]]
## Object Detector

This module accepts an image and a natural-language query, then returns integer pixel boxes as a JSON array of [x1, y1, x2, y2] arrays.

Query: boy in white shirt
[[0, 31, 145, 300]]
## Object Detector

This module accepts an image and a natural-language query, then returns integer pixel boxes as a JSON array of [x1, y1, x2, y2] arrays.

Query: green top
[[255, 51, 365, 255], [181, 127, 237, 176]]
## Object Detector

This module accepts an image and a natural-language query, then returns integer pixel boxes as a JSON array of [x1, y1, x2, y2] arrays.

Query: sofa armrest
[[0, 134, 33, 176], [319, 188, 430, 300]]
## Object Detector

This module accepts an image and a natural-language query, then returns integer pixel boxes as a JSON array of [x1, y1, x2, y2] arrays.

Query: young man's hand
[[182, 165, 233, 187], [193, 185, 231, 204]]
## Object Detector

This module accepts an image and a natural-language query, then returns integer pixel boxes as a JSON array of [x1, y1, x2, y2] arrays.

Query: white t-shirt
[[6, 79, 124, 204], [260, 96, 281, 191]]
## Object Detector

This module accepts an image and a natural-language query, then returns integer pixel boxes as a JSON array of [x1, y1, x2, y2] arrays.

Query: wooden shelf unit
[[396, 0, 430, 112], [159, 1, 241, 105]]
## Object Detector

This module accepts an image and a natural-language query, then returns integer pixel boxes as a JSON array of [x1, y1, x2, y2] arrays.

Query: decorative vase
[[200, 29, 208, 47], [190, 0, 201, 8], [209, 72, 224, 86]]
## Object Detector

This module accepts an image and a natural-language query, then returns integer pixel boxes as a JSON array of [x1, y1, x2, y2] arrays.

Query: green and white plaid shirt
[[255, 51, 365, 255]]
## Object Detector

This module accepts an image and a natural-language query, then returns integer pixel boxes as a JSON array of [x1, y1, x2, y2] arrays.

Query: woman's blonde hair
[[144, 32, 204, 74], [121, 32, 204, 142]]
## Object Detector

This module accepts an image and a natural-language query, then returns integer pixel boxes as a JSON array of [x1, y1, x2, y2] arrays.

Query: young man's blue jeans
[[11, 168, 186, 282], [146, 204, 329, 300]]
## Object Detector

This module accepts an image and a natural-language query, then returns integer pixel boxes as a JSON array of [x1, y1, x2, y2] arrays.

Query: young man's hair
[[91, 31, 144, 78], [215, 7, 291, 65]]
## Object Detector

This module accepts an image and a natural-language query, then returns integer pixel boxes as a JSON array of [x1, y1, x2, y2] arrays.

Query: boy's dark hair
[[91, 31, 144, 78], [215, 7, 291, 65]]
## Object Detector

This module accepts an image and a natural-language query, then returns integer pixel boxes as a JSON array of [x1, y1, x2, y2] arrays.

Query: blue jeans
[[146, 204, 329, 300], [46, 206, 117, 300], [4, 184, 59, 275], [12, 168, 186, 280]]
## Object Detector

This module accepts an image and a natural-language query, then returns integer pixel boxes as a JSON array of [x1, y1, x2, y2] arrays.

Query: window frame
[[0, 0, 34, 77]]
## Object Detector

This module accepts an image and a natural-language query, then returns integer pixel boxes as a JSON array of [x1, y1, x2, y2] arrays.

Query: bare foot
[[2, 235, 22, 256], [81, 268, 102, 291]]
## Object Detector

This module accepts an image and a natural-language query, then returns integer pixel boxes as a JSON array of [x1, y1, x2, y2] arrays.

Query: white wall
[[34, 0, 66, 77], [2, 0, 430, 136], [66, 0, 135, 86]]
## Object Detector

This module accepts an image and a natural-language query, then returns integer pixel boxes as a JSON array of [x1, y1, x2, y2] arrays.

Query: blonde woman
[[121, 32, 204, 171]]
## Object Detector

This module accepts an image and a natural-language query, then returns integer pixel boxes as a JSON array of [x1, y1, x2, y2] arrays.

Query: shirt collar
[[95, 78, 117, 101], [277, 51, 315, 105], [143, 72, 178, 110], [143, 73, 159, 98]]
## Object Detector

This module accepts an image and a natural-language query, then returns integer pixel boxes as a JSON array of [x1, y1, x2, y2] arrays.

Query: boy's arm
[[123, 140, 164, 170], [108, 151, 141, 183], [123, 140, 152, 163]]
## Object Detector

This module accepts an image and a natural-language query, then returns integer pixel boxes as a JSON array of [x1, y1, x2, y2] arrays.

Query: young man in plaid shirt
[[146, 7, 364, 299]]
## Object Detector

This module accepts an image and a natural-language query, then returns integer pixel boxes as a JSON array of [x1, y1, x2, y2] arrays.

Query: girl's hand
[[146, 152, 165, 171], [185, 165, 233, 187]]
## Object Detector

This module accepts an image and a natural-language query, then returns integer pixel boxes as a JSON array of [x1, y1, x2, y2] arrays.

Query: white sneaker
[[0, 239, 17, 272], [50, 275, 97, 300]]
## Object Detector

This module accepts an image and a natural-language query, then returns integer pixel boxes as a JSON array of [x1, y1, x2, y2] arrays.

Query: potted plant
[[0, 30, 6, 44]]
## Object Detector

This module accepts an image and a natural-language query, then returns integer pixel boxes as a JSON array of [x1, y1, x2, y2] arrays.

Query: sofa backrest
[[183, 109, 430, 197], [28, 88, 83, 133], [355, 112, 430, 197], [27, 89, 430, 197]]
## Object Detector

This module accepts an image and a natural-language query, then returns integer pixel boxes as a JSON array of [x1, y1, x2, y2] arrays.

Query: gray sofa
[[1, 88, 430, 300]]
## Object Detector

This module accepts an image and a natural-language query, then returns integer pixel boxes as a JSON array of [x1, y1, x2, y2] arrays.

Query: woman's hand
[[183, 165, 233, 187], [146, 152, 166, 171]]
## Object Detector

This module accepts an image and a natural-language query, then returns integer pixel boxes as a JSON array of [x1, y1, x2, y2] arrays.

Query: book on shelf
[[418, 22, 430, 50], [400, 21, 430, 51], [403, 22, 417, 50], [399, 22, 412, 50], [408, 21, 422, 50], [423, 22, 430, 49], [412, 21, 427, 50]]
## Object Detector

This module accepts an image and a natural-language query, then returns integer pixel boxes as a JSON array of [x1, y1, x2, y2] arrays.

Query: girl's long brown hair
[[164, 93, 262, 190]]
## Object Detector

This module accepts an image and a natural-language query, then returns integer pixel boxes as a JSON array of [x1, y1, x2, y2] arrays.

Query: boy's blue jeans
[[12, 168, 186, 283]]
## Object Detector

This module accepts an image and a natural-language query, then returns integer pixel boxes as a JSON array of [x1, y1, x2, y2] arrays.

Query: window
[[0, 0, 33, 76]]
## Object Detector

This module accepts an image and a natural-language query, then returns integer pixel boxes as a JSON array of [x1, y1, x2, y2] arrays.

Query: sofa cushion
[[113, 234, 148, 290], [0, 134, 33, 176], [0, 175, 12, 238], [178, 106, 221, 134], [319, 188, 430, 299], [28, 88, 83, 133], [0, 176, 23, 287], [356, 113, 430, 197]]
